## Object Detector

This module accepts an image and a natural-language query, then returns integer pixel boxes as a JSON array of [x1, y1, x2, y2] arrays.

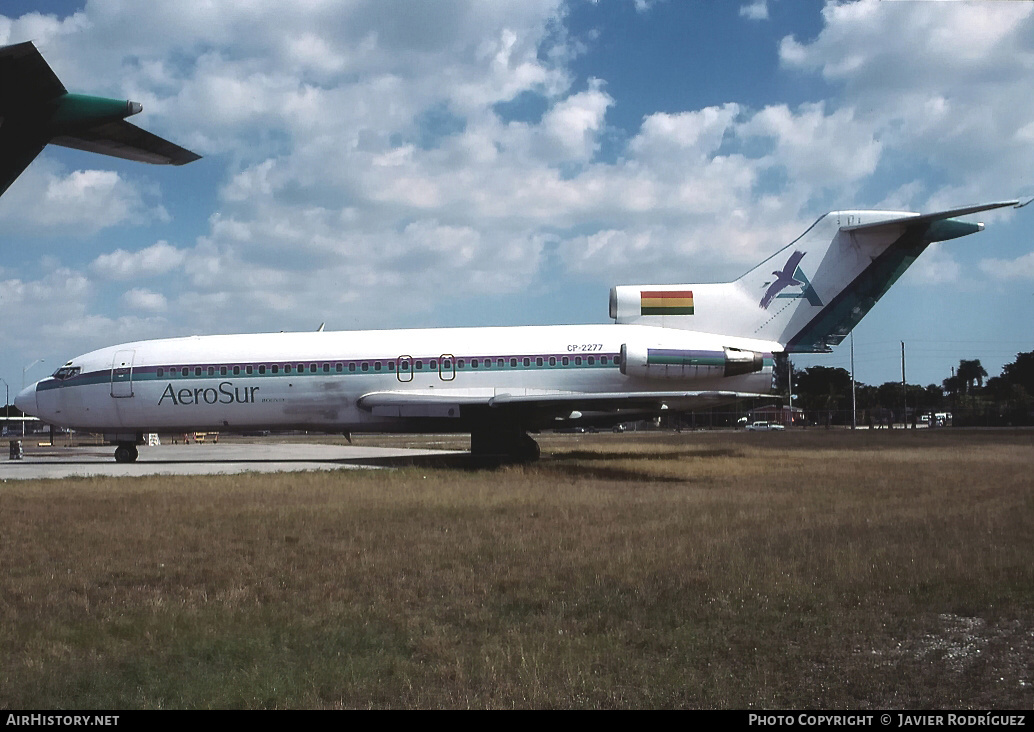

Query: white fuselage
[[20, 324, 778, 436]]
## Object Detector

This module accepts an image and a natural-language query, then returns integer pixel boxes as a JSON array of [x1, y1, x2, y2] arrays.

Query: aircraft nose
[[14, 383, 38, 417]]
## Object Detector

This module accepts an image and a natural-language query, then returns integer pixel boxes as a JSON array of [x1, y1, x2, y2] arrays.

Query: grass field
[[2, 429, 1032, 709]]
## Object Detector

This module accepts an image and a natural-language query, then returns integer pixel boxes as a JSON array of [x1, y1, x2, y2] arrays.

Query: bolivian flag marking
[[640, 290, 694, 316]]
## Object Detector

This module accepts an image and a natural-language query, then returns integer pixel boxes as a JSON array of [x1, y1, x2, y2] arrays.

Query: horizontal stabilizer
[[840, 201, 1019, 233], [52, 120, 202, 165]]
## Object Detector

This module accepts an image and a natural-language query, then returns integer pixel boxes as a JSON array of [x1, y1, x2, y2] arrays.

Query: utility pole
[[901, 341, 907, 429], [787, 357, 793, 427], [850, 333, 857, 430]]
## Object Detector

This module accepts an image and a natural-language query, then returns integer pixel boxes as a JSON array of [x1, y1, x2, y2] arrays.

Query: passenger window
[[272, 365, 279, 374], [181, 367, 189, 377], [562, 357, 569, 366], [588, 357, 595, 365], [157, 368, 164, 378], [575, 357, 582, 365], [510, 358, 517, 368], [536, 357, 543, 367], [233, 366, 240, 375], [247, 366, 254, 375], [285, 365, 292, 373], [361, 363, 369, 372], [523, 358, 530, 367], [375, 362, 382, 371], [549, 357, 556, 366], [349, 363, 356, 372], [258, 366, 265, 374], [221, 366, 228, 376], [208, 367, 215, 376]]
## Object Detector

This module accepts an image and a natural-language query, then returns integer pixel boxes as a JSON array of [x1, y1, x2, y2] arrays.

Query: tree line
[[777, 351, 1034, 427]]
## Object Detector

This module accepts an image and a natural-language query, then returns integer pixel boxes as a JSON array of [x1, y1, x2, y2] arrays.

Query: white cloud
[[630, 104, 740, 165], [740, 2, 769, 22], [778, 0, 1034, 205], [979, 252, 1034, 281], [904, 243, 960, 285], [91, 241, 187, 280], [540, 79, 612, 162], [738, 102, 881, 191], [0, 164, 169, 235], [122, 288, 168, 312]]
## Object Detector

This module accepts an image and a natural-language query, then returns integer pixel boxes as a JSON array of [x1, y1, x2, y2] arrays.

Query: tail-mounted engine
[[620, 343, 765, 380]]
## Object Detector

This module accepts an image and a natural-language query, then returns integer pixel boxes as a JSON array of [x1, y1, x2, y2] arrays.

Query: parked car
[[745, 421, 785, 431]]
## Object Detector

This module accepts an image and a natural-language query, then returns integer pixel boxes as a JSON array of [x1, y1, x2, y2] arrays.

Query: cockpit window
[[52, 366, 81, 380]]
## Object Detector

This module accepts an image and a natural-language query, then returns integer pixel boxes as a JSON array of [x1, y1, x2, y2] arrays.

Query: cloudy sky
[[1, 0, 1032, 398]]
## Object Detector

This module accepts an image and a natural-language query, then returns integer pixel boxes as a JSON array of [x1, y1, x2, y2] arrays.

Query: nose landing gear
[[114, 443, 139, 463]]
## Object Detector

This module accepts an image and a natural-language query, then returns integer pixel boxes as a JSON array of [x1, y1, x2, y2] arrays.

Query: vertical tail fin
[[610, 202, 1018, 352]]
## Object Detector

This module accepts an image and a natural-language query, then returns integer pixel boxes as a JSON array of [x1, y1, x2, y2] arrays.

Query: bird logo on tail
[[760, 250, 807, 309]]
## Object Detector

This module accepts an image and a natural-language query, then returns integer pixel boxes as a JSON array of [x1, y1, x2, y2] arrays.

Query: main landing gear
[[113, 443, 139, 463], [470, 423, 541, 463]]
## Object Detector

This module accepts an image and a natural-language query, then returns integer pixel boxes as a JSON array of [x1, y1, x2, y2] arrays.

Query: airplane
[[0, 41, 200, 198], [15, 199, 1022, 463]]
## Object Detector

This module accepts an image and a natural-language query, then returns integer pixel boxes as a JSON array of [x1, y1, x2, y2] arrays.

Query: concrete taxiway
[[1, 442, 463, 480]]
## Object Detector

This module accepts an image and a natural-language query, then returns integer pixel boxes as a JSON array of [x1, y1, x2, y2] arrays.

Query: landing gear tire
[[114, 443, 139, 463]]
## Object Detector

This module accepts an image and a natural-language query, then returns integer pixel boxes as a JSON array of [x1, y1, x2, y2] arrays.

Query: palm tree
[[957, 359, 988, 395]]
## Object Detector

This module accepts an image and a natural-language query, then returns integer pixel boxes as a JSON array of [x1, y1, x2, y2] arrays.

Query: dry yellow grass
[[1, 429, 1032, 708]]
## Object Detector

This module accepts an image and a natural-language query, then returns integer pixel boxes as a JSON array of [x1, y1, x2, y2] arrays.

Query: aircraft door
[[396, 355, 413, 382], [439, 354, 455, 381], [110, 349, 135, 398]]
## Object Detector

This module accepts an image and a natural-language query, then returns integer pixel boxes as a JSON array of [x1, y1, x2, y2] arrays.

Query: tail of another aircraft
[[610, 202, 1019, 352], [0, 41, 200, 198]]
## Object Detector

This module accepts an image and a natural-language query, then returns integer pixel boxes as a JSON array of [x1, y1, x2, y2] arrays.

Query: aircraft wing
[[357, 389, 768, 424]]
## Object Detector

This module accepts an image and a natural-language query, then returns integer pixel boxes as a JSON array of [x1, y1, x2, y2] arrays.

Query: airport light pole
[[0, 377, 8, 428], [21, 359, 43, 437]]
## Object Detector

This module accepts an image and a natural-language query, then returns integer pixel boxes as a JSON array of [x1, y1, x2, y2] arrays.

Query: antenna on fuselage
[[317, 322, 325, 332]]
